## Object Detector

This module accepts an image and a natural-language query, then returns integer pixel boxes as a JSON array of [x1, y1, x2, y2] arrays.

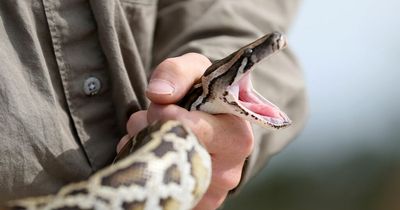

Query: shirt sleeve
[[152, 0, 308, 192]]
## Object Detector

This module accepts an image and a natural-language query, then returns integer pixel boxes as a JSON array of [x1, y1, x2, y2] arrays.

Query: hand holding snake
[[3, 32, 291, 210], [125, 53, 255, 210]]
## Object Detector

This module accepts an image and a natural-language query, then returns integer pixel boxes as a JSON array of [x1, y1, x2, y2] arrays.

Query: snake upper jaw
[[195, 32, 291, 129]]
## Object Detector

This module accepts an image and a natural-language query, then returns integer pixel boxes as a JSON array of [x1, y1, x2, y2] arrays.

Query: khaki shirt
[[0, 0, 307, 202]]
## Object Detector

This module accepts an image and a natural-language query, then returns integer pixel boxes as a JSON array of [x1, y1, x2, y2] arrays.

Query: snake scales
[[2, 32, 291, 210]]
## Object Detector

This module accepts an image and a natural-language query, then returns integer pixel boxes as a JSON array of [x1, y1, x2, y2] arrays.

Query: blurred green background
[[222, 0, 400, 210]]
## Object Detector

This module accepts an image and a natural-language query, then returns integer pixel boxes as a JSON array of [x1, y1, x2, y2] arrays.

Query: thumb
[[146, 53, 211, 104]]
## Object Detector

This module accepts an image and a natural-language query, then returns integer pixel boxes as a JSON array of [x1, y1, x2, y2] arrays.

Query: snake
[[2, 32, 291, 210]]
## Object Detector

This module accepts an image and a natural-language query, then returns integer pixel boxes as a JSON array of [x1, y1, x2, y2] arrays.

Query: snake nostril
[[244, 48, 253, 57]]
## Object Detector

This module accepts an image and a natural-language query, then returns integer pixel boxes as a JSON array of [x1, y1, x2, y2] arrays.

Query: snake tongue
[[229, 73, 291, 128], [239, 101, 282, 118]]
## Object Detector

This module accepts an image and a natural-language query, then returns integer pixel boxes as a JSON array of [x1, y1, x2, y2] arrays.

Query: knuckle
[[215, 170, 242, 191], [159, 105, 183, 121], [127, 112, 137, 124], [158, 57, 185, 76], [185, 52, 211, 66], [116, 134, 130, 153], [126, 113, 138, 133], [233, 131, 254, 159], [219, 116, 254, 159], [126, 110, 147, 136], [148, 104, 188, 123], [127, 111, 143, 125]]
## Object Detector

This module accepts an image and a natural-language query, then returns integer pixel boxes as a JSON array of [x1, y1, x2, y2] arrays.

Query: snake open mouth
[[227, 72, 291, 127]]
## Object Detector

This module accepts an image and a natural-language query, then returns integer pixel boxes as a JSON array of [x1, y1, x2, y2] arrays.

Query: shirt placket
[[42, 0, 119, 171]]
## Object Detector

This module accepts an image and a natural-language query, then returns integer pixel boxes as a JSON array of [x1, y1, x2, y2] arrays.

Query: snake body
[[3, 32, 290, 210]]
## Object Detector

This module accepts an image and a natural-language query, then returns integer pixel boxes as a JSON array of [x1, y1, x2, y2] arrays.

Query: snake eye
[[244, 48, 253, 57]]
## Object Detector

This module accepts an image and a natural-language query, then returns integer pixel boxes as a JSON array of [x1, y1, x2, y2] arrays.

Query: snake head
[[190, 32, 291, 129]]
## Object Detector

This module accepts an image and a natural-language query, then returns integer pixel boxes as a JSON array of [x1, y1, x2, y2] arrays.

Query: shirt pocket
[[119, 0, 157, 70]]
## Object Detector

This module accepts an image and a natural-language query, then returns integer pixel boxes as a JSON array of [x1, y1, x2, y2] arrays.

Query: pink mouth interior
[[237, 74, 285, 120]]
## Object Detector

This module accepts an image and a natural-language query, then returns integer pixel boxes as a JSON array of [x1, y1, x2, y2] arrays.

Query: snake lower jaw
[[223, 73, 291, 129]]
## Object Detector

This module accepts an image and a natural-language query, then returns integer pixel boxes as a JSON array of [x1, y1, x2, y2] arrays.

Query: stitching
[[42, 0, 95, 171], [119, 0, 157, 6]]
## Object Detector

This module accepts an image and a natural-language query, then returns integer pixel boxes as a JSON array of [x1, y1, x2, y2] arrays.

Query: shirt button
[[83, 77, 101, 96]]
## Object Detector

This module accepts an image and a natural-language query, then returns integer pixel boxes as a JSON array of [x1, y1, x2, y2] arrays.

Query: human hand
[[118, 53, 254, 210]]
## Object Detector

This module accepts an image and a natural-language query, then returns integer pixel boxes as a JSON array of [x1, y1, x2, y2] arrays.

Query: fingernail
[[147, 79, 175, 95]]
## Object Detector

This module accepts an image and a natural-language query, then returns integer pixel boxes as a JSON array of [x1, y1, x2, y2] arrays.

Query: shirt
[[0, 0, 307, 202]]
